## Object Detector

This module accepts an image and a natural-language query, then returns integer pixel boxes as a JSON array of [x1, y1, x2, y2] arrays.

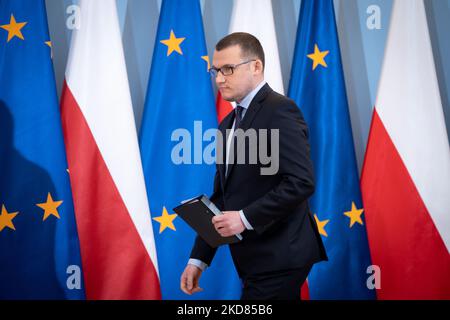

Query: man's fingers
[[212, 215, 224, 224], [192, 278, 203, 293], [213, 220, 227, 229], [213, 212, 240, 236], [192, 287, 203, 294], [181, 266, 204, 296], [214, 221, 234, 236], [220, 230, 231, 237], [181, 286, 191, 295], [180, 275, 191, 295], [215, 224, 229, 236], [186, 277, 193, 291], [215, 226, 231, 237], [181, 271, 196, 295]]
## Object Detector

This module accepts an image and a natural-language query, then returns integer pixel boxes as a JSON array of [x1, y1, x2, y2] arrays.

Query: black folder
[[173, 195, 243, 248]]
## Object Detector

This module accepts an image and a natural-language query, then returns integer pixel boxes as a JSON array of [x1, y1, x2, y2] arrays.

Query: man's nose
[[216, 72, 225, 85]]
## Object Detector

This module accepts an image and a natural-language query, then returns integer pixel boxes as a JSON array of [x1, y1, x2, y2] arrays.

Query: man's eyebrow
[[212, 64, 233, 69]]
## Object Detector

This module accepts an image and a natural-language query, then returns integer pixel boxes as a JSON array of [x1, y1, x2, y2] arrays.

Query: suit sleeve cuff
[[188, 258, 208, 271], [239, 210, 254, 230]]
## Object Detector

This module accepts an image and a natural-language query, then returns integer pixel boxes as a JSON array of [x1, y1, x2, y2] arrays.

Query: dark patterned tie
[[226, 106, 244, 177], [234, 105, 244, 129]]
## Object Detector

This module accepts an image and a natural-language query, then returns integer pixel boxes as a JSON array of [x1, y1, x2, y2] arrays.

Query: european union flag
[[139, 0, 241, 299], [288, 0, 376, 299], [0, 0, 84, 299]]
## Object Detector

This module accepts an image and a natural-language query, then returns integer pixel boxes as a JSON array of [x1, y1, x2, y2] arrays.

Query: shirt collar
[[236, 80, 266, 110]]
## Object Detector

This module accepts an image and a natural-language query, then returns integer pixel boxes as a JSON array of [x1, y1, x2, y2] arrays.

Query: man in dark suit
[[180, 32, 327, 300]]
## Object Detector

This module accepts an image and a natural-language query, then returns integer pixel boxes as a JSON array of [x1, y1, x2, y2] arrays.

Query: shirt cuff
[[239, 210, 254, 230], [188, 258, 208, 271]]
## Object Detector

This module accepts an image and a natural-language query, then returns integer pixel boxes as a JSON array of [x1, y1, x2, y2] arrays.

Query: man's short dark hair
[[216, 32, 265, 69]]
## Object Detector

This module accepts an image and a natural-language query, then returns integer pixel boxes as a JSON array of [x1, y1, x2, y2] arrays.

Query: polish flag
[[60, 0, 161, 299], [361, 0, 450, 299], [215, 0, 285, 123], [216, 93, 234, 124]]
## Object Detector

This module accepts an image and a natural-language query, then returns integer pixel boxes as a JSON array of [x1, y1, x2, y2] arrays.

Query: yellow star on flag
[[45, 41, 53, 58], [307, 44, 329, 71], [153, 206, 177, 233], [160, 30, 185, 56], [0, 205, 19, 232], [201, 55, 211, 71], [314, 213, 329, 237], [344, 202, 364, 228], [36, 193, 63, 221], [1, 14, 27, 42]]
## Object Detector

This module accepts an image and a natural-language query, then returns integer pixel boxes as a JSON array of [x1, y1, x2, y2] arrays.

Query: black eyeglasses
[[209, 59, 256, 77]]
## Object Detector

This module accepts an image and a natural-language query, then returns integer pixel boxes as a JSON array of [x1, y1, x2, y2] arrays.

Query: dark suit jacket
[[190, 84, 327, 278]]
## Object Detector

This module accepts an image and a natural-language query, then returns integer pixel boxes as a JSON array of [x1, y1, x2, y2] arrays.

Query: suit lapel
[[224, 84, 271, 184], [218, 112, 234, 191]]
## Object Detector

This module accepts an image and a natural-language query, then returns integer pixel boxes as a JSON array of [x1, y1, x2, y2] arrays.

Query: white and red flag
[[361, 0, 450, 299], [61, 0, 160, 299]]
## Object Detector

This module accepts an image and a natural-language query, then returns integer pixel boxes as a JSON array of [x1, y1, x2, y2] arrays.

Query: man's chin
[[219, 93, 235, 102], [218, 89, 234, 102]]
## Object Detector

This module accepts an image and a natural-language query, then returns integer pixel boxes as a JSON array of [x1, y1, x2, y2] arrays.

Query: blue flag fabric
[[0, 0, 85, 299], [288, 0, 375, 299], [139, 0, 241, 299]]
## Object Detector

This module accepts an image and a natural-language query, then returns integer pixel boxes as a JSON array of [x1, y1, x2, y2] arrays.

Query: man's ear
[[254, 59, 264, 74]]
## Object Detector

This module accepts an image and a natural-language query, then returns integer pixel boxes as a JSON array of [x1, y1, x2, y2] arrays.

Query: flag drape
[[139, 0, 241, 300], [0, 0, 84, 299], [288, 0, 375, 299], [361, 0, 450, 299], [61, 0, 160, 300]]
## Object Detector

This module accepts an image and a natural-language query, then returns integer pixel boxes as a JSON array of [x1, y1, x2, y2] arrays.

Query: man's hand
[[212, 211, 246, 237], [180, 264, 204, 295]]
